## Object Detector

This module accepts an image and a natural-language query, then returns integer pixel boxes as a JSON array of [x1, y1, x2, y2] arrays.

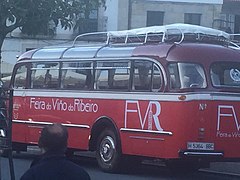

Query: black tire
[[96, 129, 122, 173]]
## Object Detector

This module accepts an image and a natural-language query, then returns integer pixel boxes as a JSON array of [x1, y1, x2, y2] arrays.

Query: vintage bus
[[5, 23, 240, 172]]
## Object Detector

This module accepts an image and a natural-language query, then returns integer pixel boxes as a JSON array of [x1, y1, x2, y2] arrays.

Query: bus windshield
[[168, 63, 207, 89], [211, 62, 240, 88]]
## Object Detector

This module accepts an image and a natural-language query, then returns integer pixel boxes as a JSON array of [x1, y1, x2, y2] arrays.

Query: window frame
[[94, 60, 131, 91], [168, 62, 207, 90], [210, 62, 240, 88], [30, 62, 60, 89], [146, 11, 164, 27], [61, 61, 94, 90], [184, 13, 201, 25], [12, 63, 30, 89], [11, 58, 165, 93]]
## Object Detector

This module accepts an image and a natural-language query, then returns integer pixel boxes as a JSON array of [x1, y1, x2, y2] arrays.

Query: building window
[[78, 10, 98, 34], [147, 11, 164, 27], [184, 13, 201, 25]]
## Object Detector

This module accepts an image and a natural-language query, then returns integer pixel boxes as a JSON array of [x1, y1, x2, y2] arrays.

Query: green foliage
[[0, 0, 105, 36], [74, 0, 105, 34], [0, 0, 105, 59]]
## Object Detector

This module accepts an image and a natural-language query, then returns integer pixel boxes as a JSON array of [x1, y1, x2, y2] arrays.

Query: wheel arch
[[89, 116, 121, 152]]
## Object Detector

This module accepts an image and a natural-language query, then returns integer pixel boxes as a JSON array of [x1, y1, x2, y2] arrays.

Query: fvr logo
[[124, 100, 163, 131], [217, 105, 240, 131], [217, 105, 240, 138]]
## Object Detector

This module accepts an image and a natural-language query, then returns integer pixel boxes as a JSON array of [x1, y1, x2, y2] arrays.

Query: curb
[[200, 169, 240, 177]]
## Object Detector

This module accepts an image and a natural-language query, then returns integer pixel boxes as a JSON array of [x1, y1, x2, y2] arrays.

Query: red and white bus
[[7, 24, 240, 172]]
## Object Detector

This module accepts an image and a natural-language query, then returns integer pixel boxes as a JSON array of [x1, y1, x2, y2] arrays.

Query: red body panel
[[12, 92, 240, 159]]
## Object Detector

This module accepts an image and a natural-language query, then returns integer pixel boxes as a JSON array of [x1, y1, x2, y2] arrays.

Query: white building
[[2, 0, 240, 76], [104, 0, 223, 30], [1, 25, 75, 76]]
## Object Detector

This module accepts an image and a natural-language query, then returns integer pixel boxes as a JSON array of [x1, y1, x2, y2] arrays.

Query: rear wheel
[[96, 129, 122, 173]]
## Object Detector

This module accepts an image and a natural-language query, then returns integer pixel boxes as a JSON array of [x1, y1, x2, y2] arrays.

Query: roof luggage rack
[[72, 32, 108, 46], [228, 34, 240, 49], [73, 23, 240, 49]]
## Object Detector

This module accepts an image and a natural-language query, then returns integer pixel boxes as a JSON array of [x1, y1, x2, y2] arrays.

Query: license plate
[[187, 142, 214, 151]]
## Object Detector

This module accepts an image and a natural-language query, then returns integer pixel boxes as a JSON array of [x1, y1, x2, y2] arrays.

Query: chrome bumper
[[179, 150, 224, 158]]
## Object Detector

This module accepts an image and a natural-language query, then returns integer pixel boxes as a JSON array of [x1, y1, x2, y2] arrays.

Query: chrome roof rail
[[72, 32, 108, 46], [228, 34, 240, 49], [72, 24, 237, 47]]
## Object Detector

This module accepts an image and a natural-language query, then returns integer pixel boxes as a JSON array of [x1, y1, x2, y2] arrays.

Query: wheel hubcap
[[100, 136, 115, 162]]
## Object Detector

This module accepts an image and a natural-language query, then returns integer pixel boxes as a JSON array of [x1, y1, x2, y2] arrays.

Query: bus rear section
[[160, 43, 240, 169], [5, 23, 240, 173]]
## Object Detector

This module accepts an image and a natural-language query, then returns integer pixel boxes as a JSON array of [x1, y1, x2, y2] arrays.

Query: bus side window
[[61, 62, 93, 90], [168, 64, 181, 89], [95, 68, 108, 90], [168, 63, 206, 89], [152, 64, 163, 91], [210, 62, 240, 87], [112, 62, 130, 90], [44, 69, 52, 86], [13, 65, 28, 89], [95, 61, 130, 90], [31, 63, 59, 89], [211, 70, 220, 86], [133, 60, 152, 91]]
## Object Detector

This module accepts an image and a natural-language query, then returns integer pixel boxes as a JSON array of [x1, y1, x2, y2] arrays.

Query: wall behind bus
[[144, 0, 223, 4], [129, 1, 222, 29], [1, 36, 73, 77]]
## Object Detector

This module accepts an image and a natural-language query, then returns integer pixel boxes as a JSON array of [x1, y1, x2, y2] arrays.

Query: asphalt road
[[0, 153, 239, 180]]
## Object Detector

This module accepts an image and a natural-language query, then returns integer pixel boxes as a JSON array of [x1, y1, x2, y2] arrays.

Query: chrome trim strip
[[183, 152, 223, 156], [120, 128, 173, 135], [129, 136, 164, 141], [62, 123, 90, 129], [12, 120, 90, 129], [13, 120, 51, 125], [28, 125, 43, 129]]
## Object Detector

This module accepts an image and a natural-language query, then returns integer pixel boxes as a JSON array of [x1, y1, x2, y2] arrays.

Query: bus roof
[[17, 23, 240, 63]]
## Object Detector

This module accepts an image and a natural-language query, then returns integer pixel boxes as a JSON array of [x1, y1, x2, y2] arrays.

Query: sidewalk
[[201, 162, 240, 177]]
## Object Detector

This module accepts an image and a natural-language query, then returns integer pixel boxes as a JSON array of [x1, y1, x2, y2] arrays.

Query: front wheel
[[96, 129, 122, 173]]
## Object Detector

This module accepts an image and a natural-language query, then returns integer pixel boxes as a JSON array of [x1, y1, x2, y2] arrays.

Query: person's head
[[38, 123, 68, 153]]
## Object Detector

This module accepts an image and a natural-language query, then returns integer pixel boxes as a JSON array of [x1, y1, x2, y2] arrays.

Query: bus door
[[12, 64, 29, 143], [24, 62, 60, 144], [121, 60, 166, 157]]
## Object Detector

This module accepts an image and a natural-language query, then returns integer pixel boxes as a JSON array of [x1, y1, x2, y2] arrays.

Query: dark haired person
[[20, 123, 90, 180]]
